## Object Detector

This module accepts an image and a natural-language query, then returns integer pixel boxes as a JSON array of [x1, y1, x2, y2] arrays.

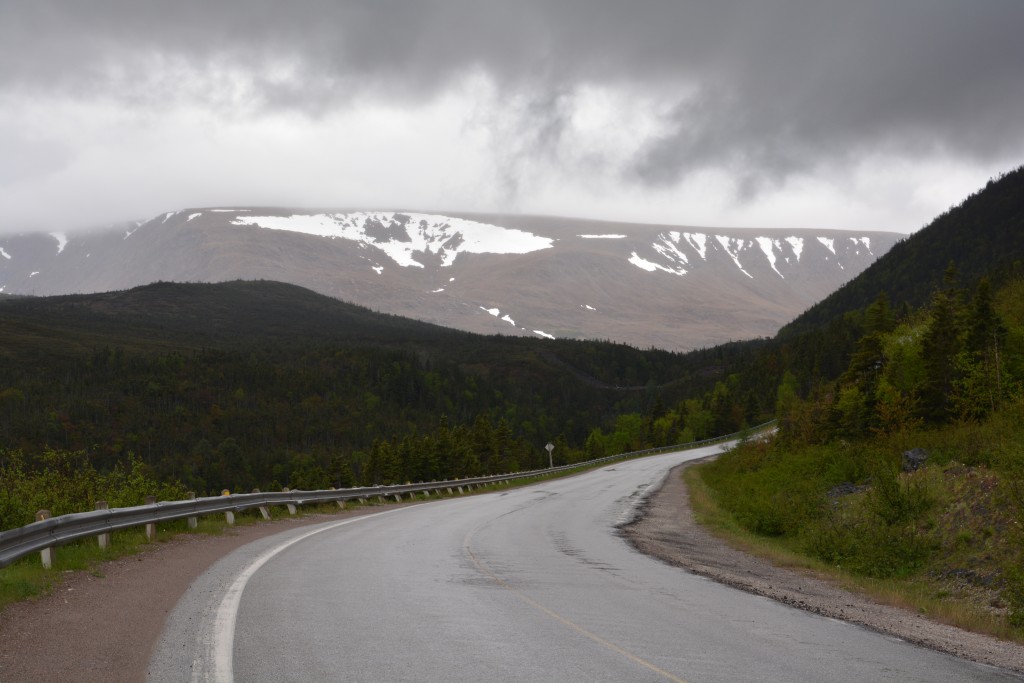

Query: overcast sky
[[2, 1, 1023, 235]]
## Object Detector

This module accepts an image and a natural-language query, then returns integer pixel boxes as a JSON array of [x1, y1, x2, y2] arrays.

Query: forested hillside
[[0, 280, 770, 525], [689, 167, 1024, 633], [699, 270, 1024, 628]]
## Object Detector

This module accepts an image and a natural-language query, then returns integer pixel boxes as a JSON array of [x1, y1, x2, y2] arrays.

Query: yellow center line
[[463, 525, 691, 683]]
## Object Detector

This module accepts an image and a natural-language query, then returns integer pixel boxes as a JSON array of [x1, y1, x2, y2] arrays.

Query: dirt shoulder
[[620, 458, 1024, 675]]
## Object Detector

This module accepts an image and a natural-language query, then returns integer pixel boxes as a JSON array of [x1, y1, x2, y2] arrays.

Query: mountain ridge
[[0, 210, 900, 351]]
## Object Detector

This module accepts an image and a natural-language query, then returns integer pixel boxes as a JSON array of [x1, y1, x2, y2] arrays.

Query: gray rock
[[902, 447, 929, 472]]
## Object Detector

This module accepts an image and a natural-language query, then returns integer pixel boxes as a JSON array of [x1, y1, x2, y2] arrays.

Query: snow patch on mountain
[[234, 212, 552, 269], [786, 237, 804, 261], [50, 233, 68, 254], [533, 330, 555, 340], [714, 236, 753, 279], [187, 213, 202, 222], [623, 229, 883, 281], [480, 306, 517, 327], [684, 232, 709, 259], [653, 234, 690, 270], [579, 234, 626, 239], [630, 252, 674, 274], [0, 247, 10, 260], [850, 236, 873, 254], [756, 237, 783, 278]]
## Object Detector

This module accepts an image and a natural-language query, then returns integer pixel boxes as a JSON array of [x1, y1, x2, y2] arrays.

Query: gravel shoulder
[[620, 457, 1024, 675], [0, 505, 406, 683], [2, 460, 1023, 682]]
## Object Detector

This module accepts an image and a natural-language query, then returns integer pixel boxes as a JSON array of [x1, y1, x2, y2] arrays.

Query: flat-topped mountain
[[0, 210, 899, 350]]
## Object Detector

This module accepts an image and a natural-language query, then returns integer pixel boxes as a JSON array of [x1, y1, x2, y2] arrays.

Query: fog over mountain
[[0, 210, 899, 350], [2, 2, 1022, 235]]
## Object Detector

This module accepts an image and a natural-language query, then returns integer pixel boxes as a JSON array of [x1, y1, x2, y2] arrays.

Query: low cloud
[[1, 1, 1022, 233]]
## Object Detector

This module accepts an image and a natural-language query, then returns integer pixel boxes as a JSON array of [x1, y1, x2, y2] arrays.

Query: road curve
[[149, 445, 1021, 682]]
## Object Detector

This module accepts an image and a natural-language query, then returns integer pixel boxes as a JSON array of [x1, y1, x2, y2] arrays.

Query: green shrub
[[0, 449, 189, 531]]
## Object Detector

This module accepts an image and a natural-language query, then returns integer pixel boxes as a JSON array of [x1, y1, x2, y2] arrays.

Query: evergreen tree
[[919, 267, 965, 422]]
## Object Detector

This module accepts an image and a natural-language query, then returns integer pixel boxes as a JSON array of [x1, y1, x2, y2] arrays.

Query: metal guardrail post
[[35, 510, 53, 568]]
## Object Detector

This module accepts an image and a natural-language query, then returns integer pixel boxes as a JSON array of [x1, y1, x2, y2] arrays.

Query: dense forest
[[0, 280, 772, 518]]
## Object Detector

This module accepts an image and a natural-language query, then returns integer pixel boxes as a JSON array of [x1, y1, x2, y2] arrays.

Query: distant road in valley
[[150, 445, 1020, 683]]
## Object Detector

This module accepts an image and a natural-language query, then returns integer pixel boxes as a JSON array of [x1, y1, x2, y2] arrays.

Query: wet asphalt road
[[150, 444, 1021, 682]]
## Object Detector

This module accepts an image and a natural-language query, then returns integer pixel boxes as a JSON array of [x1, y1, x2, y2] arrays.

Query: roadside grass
[[685, 463, 1024, 644]]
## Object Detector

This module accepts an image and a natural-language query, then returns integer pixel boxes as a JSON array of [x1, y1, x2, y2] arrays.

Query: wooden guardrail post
[[221, 490, 235, 525], [329, 487, 345, 509], [35, 510, 53, 568], [187, 492, 198, 529], [254, 489, 271, 520], [282, 488, 297, 515], [96, 501, 111, 549], [144, 496, 157, 541]]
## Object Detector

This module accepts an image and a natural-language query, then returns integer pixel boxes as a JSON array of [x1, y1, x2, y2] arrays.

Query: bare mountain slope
[[0, 210, 899, 350]]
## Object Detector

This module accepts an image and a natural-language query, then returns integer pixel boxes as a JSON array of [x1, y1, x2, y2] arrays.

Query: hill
[[0, 280, 468, 358], [0, 280, 770, 499], [782, 166, 1024, 337]]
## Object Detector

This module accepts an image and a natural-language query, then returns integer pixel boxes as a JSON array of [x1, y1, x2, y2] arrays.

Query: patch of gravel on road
[[0, 506, 406, 683], [620, 457, 1024, 675]]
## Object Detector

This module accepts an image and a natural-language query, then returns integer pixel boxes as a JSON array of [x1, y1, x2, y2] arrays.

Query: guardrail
[[0, 421, 774, 569]]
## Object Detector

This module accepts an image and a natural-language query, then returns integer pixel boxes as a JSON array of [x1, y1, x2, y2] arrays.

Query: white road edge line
[[198, 507, 414, 683]]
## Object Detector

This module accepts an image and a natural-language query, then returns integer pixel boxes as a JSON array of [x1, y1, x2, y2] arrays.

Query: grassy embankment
[[688, 407, 1024, 643]]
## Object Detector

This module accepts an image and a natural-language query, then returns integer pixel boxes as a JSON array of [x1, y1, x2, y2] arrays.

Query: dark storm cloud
[[2, 0, 1023, 191]]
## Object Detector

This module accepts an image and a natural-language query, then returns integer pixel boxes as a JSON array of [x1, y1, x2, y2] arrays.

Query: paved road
[[149, 445, 1021, 682]]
